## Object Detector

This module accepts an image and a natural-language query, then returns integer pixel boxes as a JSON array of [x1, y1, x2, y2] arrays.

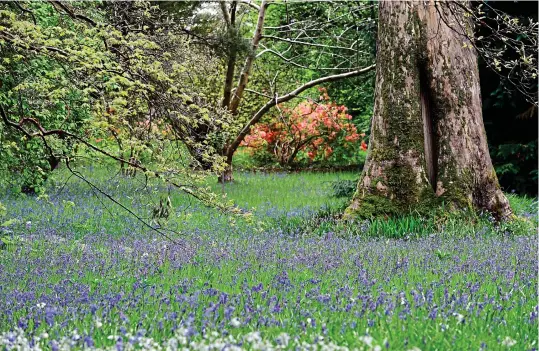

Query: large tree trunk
[[346, 1, 511, 219]]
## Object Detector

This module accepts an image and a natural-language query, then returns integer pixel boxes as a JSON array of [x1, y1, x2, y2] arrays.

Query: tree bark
[[221, 1, 238, 109], [228, 0, 267, 115], [346, 1, 511, 219]]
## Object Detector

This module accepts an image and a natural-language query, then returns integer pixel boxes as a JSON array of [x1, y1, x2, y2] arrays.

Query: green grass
[[0, 167, 537, 350], [212, 171, 356, 211], [1, 166, 358, 237], [1, 165, 536, 241]]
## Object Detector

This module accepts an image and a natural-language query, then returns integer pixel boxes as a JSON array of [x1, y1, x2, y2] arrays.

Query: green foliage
[[491, 140, 538, 194], [330, 178, 358, 198], [0, 2, 97, 192], [0, 1, 242, 215]]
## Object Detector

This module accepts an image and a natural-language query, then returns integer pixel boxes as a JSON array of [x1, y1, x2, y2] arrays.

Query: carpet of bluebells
[[0, 170, 537, 351]]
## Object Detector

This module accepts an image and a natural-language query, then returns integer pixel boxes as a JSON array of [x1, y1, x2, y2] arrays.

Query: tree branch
[[238, 0, 260, 11], [48, 0, 97, 27], [65, 159, 182, 245], [221, 1, 238, 109], [12, 1, 37, 24], [219, 1, 231, 28], [226, 64, 375, 160], [261, 35, 358, 51], [257, 45, 363, 71], [0, 104, 243, 215]]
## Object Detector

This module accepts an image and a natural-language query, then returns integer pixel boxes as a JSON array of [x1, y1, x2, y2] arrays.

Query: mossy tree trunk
[[346, 1, 512, 219]]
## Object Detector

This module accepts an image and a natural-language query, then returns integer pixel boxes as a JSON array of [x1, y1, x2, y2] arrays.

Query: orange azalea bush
[[242, 88, 367, 166]]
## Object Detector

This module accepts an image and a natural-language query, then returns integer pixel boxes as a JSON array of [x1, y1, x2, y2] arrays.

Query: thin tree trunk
[[346, 1, 511, 219], [221, 1, 238, 109], [223, 52, 237, 109], [218, 158, 234, 183], [228, 0, 267, 114]]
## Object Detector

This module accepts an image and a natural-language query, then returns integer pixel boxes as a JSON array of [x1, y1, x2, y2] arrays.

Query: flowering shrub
[[242, 88, 367, 166]]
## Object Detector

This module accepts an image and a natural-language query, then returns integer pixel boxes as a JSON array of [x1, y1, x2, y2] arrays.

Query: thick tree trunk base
[[345, 1, 512, 221]]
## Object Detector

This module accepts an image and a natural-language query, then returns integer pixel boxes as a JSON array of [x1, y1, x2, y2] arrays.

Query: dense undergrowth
[[0, 166, 537, 350]]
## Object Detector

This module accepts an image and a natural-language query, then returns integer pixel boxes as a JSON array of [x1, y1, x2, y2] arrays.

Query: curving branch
[[0, 104, 244, 216], [12, 1, 37, 24], [65, 159, 182, 245], [225, 63, 375, 161], [48, 0, 97, 27], [257, 45, 366, 71], [238, 0, 260, 11], [261, 35, 358, 51]]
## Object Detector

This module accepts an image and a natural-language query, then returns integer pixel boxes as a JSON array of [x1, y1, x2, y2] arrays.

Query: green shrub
[[330, 178, 358, 198]]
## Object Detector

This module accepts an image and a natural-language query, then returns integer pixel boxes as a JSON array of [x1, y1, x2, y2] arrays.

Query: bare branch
[[238, 0, 260, 11], [261, 34, 358, 51], [257, 45, 363, 71], [48, 0, 97, 27], [65, 159, 182, 245], [245, 88, 273, 99]]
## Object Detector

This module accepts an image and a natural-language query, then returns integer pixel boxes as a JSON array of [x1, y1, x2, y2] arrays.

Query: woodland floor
[[0, 167, 537, 350]]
